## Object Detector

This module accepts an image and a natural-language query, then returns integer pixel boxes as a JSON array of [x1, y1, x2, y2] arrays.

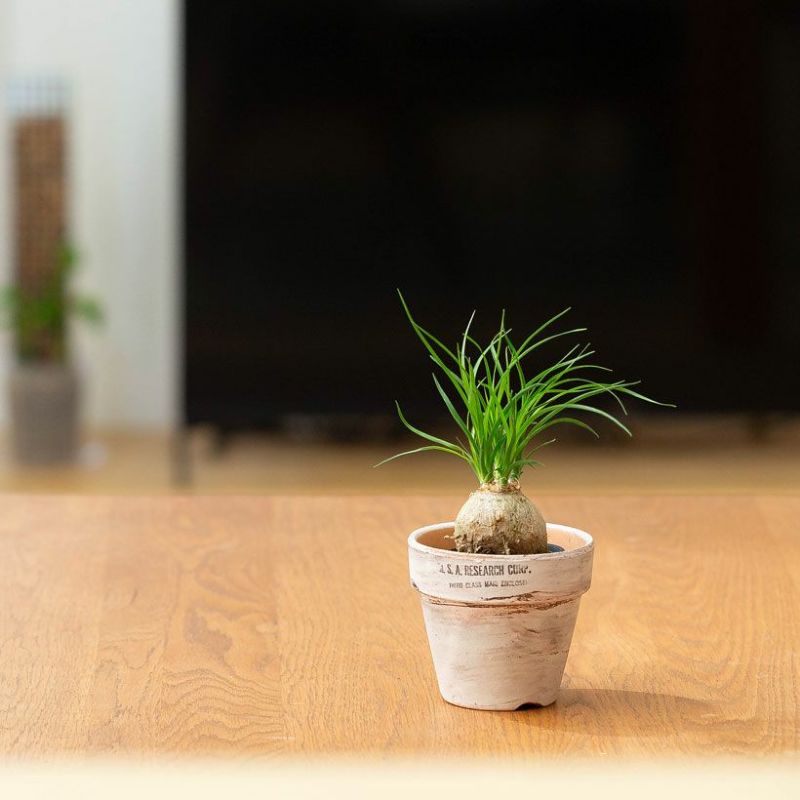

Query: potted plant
[[381, 293, 666, 710], [1, 245, 103, 465]]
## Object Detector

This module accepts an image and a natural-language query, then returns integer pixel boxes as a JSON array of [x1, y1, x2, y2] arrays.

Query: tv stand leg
[[745, 413, 775, 443], [172, 426, 193, 487]]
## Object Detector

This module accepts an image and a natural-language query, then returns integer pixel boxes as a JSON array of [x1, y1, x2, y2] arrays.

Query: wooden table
[[1, 494, 798, 758]]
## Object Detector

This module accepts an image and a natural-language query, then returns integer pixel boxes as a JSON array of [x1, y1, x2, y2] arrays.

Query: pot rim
[[408, 521, 593, 561]]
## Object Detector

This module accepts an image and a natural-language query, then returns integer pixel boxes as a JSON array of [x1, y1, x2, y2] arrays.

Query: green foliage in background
[[380, 292, 670, 486], [0, 244, 103, 363]]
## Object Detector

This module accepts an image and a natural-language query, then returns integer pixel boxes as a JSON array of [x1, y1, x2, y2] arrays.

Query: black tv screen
[[184, 1, 800, 430]]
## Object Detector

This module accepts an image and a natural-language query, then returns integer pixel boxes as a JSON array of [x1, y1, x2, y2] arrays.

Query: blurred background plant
[[0, 243, 103, 363]]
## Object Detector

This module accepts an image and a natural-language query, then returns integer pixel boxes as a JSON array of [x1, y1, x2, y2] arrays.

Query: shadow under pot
[[408, 521, 594, 711]]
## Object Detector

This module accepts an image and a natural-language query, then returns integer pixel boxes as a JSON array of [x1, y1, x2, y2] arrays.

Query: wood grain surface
[[0, 494, 798, 758]]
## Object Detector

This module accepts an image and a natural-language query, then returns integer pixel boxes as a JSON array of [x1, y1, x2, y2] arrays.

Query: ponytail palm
[[381, 292, 668, 554]]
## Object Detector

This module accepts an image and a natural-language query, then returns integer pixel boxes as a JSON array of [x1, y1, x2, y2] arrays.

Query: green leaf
[[394, 402, 469, 456], [374, 444, 472, 468], [379, 296, 670, 484]]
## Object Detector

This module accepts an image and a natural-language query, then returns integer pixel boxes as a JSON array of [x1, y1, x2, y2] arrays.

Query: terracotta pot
[[408, 521, 593, 710], [9, 363, 79, 465]]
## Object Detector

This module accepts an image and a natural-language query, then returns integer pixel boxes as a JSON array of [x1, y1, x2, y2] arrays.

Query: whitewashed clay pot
[[408, 521, 593, 710]]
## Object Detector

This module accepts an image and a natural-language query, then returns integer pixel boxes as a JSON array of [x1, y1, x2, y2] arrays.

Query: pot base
[[421, 595, 580, 711]]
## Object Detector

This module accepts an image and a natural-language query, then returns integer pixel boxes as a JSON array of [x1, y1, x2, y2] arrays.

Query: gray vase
[[9, 363, 79, 465]]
